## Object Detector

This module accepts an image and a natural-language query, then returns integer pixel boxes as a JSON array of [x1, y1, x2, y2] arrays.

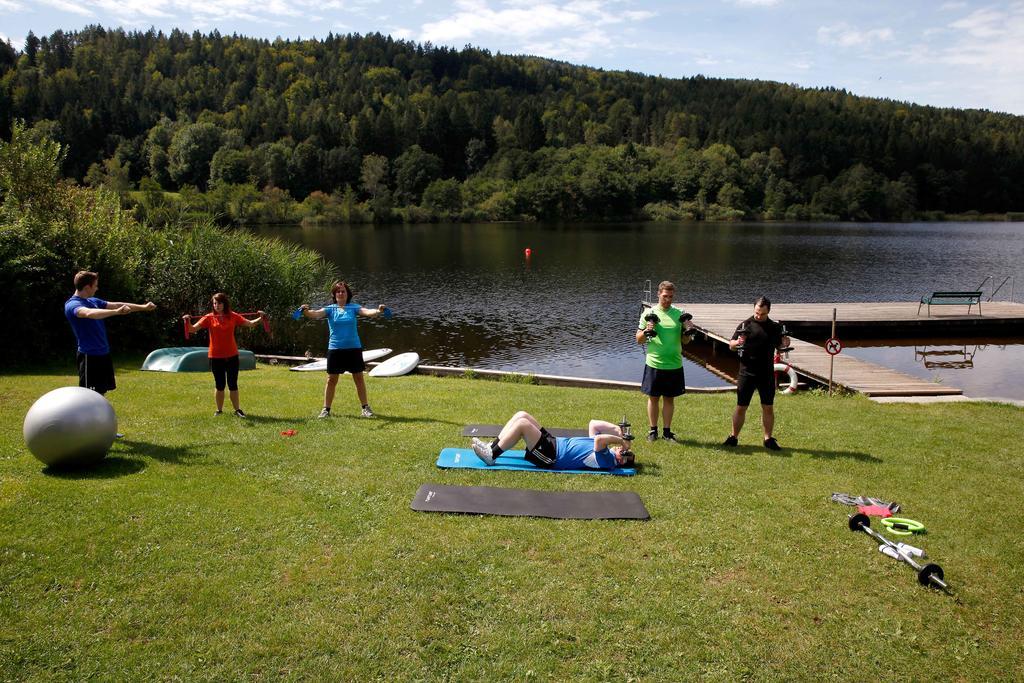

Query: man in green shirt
[[635, 281, 691, 441]]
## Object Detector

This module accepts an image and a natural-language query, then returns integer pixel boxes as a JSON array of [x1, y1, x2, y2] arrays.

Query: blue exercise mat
[[437, 448, 636, 476]]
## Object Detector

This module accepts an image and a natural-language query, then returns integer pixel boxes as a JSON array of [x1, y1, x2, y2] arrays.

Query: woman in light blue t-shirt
[[299, 280, 388, 418]]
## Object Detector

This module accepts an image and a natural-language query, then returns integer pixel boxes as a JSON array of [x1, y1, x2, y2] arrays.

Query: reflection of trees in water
[[291, 316, 538, 366]]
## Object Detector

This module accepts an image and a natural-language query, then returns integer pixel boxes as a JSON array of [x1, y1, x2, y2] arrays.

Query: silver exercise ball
[[23, 387, 118, 467]]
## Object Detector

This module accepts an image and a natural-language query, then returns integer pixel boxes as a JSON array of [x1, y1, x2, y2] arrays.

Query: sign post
[[825, 308, 841, 395]]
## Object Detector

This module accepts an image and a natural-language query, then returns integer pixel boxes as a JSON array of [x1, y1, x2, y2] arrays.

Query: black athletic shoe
[[722, 435, 738, 447], [764, 437, 781, 451], [647, 429, 658, 442], [234, 409, 246, 418], [662, 429, 678, 442]]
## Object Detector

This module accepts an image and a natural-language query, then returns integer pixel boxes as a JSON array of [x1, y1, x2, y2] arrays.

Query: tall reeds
[[1, 122, 334, 361]]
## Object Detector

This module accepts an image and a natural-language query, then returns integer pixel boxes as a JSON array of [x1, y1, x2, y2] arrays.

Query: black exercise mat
[[461, 424, 589, 438], [411, 483, 650, 520]]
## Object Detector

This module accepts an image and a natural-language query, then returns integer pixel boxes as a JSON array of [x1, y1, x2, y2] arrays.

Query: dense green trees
[[3, 27, 1023, 222], [0, 120, 334, 361]]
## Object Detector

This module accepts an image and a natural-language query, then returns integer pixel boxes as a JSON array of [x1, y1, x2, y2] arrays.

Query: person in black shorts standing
[[635, 281, 692, 442], [299, 280, 388, 418], [723, 296, 790, 450], [64, 270, 157, 395]]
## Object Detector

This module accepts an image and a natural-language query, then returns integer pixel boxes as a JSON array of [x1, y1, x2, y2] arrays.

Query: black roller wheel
[[849, 513, 870, 532], [918, 563, 944, 587]]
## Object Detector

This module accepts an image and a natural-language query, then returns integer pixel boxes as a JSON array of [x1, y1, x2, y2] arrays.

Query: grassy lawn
[[2, 360, 1023, 679]]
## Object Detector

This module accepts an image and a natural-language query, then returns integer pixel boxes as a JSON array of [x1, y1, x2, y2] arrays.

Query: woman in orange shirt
[[183, 293, 265, 417]]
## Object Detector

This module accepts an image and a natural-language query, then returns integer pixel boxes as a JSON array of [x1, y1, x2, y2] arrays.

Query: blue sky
[[3, 0, 1023, 115]]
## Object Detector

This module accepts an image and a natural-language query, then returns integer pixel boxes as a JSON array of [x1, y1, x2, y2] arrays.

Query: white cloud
[[939, 1, 967, 10], [94, 0, 174, 20], [178, 1, 266, 22], [422, 2, 587, 42], [941, 5, 1024, 73], [948, 6, 1009, 39], [729, 0, 781, 5], [391, 27, 413, 40], [36, 0, 96, 17], [31, 0, 355, 24], [889, 5, 1024, 112], [523, 27, 613, 61], [895, 6, 1024, 74], [0, 0, 25, 12], [622, 10, 655, 21], [0, 32, 25, 52], [419, 0, 653, 62], [817, 23, 894, 48]]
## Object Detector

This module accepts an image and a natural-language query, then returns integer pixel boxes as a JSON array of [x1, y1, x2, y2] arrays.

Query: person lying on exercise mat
[[471, 411, 635, 470]]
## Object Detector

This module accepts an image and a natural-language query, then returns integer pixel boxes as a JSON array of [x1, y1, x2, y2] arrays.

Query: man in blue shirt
[[471, 411, 635, 470], [64, 271, 156, 394]]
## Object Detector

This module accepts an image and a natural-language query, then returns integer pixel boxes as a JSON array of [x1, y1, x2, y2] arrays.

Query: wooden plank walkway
[[660, 301, 1024, 397], [684, 301, 1024, 334]]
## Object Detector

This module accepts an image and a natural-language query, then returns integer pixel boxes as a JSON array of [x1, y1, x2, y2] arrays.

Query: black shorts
[[211, 355, 240, 391], [737, 371, 775, 407], [524, 428, 558, 469], [77, 352, 116, 394], [326, 348, 365, 375], [641, 365, 685, 397]]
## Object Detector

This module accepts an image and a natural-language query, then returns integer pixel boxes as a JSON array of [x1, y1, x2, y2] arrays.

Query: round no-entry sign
[[825, 338, 843, 355]]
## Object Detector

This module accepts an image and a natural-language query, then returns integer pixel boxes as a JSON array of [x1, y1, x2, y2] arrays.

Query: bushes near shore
[[0, 121, 334, 361]]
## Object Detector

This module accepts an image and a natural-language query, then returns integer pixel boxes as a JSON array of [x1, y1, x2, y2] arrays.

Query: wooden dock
[[685, 301, 1024, 336], [668, 301, 1024, 397]]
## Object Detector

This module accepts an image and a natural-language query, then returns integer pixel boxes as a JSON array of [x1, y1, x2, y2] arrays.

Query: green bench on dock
[[917, 291, 982, 316]]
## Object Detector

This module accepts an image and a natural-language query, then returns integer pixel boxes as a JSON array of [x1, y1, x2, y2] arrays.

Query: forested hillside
[[2, 26, 1022, 222]]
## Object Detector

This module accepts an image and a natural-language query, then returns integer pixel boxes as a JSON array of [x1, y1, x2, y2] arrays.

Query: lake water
[[254, 221, 1024, 400]]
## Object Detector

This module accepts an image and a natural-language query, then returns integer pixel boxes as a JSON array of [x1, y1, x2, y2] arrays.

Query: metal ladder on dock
[[976, 275, 1016, 302]]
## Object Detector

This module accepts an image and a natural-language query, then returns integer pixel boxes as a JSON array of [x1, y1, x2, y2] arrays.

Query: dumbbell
[[680, 312, 697, 338], [734, 323, 750, 353], [643, 313, 660, 339], [618, 416, 634, 442], [644, 312, 696, 339], [778, 323, 793, 354], [848, 513, 948, 590]]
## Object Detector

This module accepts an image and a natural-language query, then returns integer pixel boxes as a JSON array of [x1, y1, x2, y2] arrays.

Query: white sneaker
[[361, 405, 375, 418], [471, 438, 495, 465], [318, 407, 330, 419]]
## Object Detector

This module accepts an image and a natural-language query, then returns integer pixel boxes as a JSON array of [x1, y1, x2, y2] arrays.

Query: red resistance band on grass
[[857, 504, 894, 518], [183, 312, 272, 340]]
